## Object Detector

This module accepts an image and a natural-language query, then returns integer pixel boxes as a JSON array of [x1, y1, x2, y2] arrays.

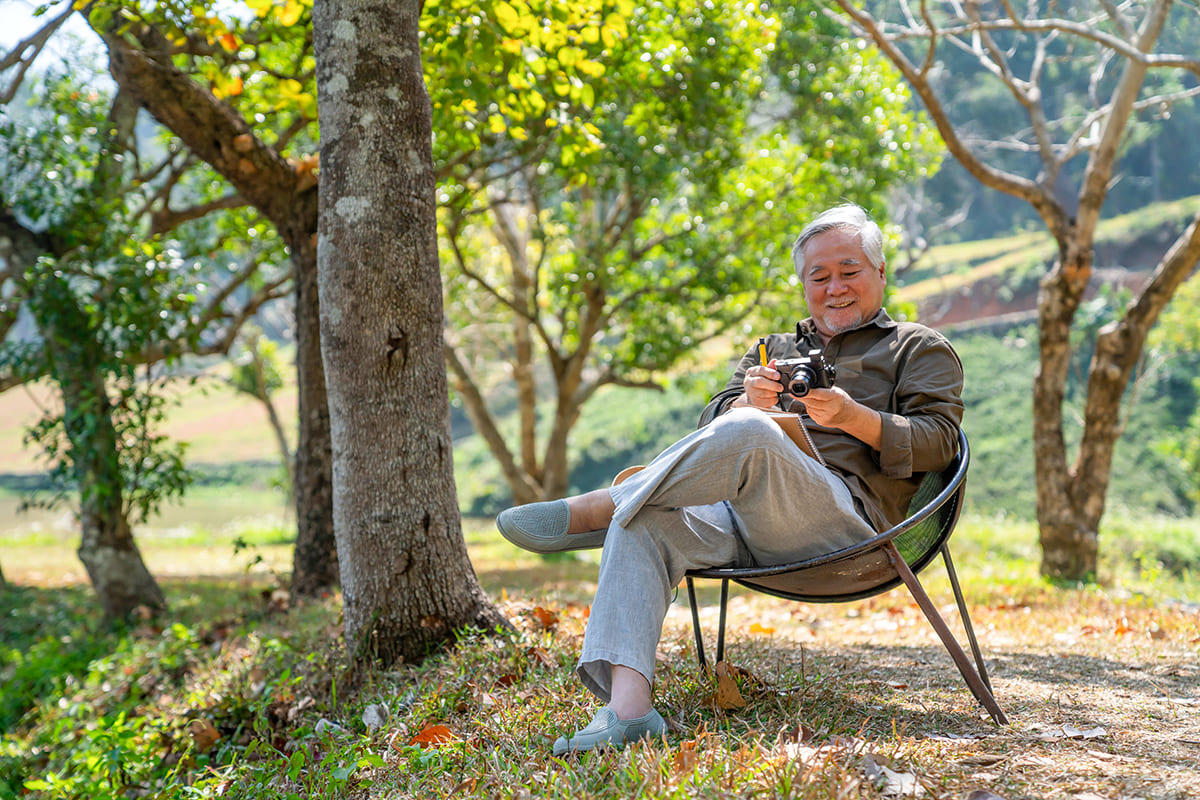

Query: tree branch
[[0, 4, 74, 104]]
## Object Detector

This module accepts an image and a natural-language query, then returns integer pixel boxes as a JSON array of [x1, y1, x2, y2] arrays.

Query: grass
[[3, 502, 1200, 800]]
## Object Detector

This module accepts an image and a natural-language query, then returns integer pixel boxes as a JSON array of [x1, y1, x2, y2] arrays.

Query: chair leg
[[941, 545, 994, 693], [686, 577, 708, 671], [715, 578, 729, 665], [883, 542, 1009, 725]]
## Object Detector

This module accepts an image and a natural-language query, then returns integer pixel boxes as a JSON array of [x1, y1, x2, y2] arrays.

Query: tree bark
[[103, 25, 337, 596], [313, 0, 506, 665]]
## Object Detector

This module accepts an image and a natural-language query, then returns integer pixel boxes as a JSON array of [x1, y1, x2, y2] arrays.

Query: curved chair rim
[[685, 428, 970, 582]]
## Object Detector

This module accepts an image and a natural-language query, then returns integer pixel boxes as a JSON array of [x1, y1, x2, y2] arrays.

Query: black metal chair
[[683, 429, 1008, 724]]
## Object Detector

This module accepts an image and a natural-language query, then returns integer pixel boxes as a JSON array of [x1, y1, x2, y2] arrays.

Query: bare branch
[[0, 4, 74, 104], [150, 193, 248, 235]]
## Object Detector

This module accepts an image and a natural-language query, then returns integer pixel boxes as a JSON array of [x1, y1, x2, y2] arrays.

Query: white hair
[[791, 203, 885, 276]]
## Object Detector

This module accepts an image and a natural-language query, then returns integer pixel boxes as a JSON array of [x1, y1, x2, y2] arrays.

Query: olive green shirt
[[699, 310, 964, 531]]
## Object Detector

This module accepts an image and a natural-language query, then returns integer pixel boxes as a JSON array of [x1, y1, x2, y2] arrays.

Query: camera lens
[[788, 366, 816, 397]]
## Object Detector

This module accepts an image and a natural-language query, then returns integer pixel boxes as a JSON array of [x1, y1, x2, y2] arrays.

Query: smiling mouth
[[827, 300, 855, 310]]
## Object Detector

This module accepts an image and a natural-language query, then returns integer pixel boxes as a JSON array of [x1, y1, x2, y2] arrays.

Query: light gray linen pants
[[577, 406, 876, 702]]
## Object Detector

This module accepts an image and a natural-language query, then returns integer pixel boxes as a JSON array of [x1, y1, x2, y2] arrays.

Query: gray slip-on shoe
[[552, 706, 667, 756], [496, 500, 606, 554]]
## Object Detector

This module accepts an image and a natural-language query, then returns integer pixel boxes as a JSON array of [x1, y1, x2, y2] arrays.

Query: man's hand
[[736, 363, 784, 410], [801, 386, 883, 450]]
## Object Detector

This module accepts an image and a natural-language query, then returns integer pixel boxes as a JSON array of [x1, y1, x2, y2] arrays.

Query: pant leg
[[610, 406, 874, 564], [579, 407, 876, 700], [577, 503, 737, 702]]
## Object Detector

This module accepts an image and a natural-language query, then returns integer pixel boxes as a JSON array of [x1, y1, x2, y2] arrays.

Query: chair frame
[[683, 429, 1008, 725]]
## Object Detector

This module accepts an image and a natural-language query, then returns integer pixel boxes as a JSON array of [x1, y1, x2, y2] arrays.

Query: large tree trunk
[[313, 0, 506, 665], [78, 506, 165, 619]]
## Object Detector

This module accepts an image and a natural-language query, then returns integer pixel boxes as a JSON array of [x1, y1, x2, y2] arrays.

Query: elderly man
[[497, 203, 964, 755]]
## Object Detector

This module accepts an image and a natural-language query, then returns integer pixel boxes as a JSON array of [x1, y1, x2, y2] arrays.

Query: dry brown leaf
[[528, 646, 556, 670], [188, 718, 220, 753], [715, 661, 746, 710], [965, 791, 1009, 800], [673, 739, 699, 776], [959, 754, 1007, 767]]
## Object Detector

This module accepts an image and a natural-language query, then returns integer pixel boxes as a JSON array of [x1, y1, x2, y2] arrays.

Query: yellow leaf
[[749, 622, 775, 635], [488, 115, 506, 134], [278, 0, 303, 26], [493, 1, 522, 34]]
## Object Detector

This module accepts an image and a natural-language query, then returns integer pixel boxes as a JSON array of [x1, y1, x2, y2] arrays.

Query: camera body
[[775, 349, 836, 397]]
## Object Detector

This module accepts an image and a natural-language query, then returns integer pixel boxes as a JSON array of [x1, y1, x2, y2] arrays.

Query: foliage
[[956, 323, 1196, 519], [428, 0, 940, 499], [0, 68, 197, 524], [79, 0, 320, 160], [1148, 270, 1200, 503]]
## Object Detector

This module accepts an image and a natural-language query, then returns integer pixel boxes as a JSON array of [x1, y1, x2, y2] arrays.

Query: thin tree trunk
[[313, 0, 506, 665], [1034, 247, 1099, 578], [288, 235, 338, 596], [69, 362, 165, 617], [103, 27, 338, 599]]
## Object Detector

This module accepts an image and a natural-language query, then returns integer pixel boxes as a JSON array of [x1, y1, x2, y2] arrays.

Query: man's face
[[800, 226, 887, 341]]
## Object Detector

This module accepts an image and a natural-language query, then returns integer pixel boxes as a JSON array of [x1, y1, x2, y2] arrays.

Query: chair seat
[[682, 429, 1009, 724]]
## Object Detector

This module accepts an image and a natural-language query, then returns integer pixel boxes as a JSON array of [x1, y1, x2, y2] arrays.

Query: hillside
[[894, 195, 1200, 330]]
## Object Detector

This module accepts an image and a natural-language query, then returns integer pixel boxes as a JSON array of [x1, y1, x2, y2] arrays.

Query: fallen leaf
[[188, 718, 220, 753], [777, 722, 815, 745], [862, 754, 925, 797], [715, 661, 746, 710], [1114, 616, 1133, 635], [528, 647, 556, 670], [362, 703, 389, 732], [1061, 724, 1107, 740], [411, 723, 457, 747], [749, 622, 776, 635], [315, 718, 348, 736], [672, 739, 699, 776], [959, 755, 1007, 767], [531, 606, 558, 630]]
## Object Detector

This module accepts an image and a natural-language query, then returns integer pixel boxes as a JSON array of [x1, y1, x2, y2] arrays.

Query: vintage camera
[[775, 349, 836, 397]]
